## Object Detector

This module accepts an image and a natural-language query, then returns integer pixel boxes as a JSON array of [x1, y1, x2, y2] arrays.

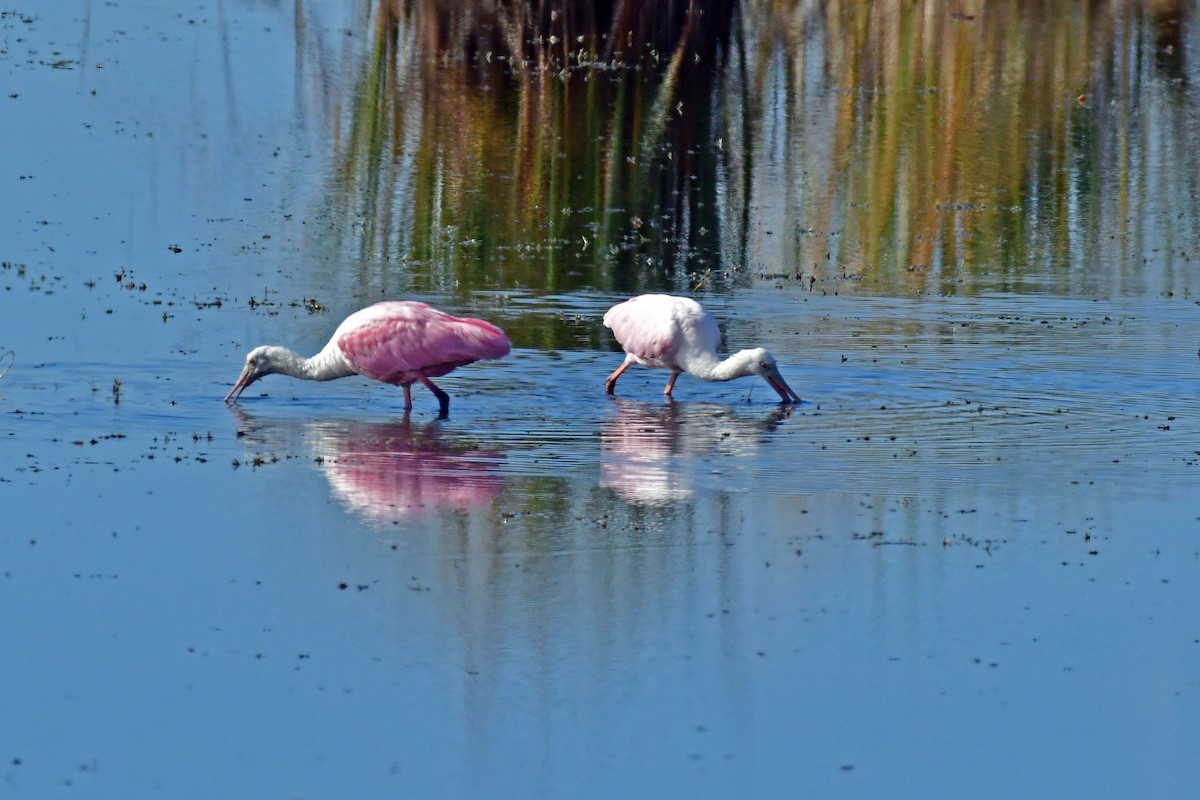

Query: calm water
[[3, 2, 1200, 798]]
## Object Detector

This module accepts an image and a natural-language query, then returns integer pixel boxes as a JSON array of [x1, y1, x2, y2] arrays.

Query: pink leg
[[605, 359, 633, 395], [663, 370, 681, 397], [604, 357, 633, 395], [418, 375, 451, 418], [402, 383, 413, 410]]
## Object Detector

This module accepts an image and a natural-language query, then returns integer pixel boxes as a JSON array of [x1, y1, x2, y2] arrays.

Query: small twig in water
[[0, 350, 13, 380]]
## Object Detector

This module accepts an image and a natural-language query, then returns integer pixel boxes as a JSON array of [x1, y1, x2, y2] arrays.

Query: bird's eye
[[759, 361, 768, 368], [248, 357, 257, 366]]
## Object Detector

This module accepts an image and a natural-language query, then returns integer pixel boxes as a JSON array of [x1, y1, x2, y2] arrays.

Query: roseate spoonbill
[[603, 294, 801, 403], [224, 301, 511, 416]]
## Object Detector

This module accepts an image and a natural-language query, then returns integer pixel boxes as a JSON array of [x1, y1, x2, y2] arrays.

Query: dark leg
[[419, 375, 451, 418], [402, 383, 414, 410]]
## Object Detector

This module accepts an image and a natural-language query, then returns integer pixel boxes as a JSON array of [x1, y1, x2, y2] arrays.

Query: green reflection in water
[[316, 0, 739, 297], [308, 0, 1200, 299]]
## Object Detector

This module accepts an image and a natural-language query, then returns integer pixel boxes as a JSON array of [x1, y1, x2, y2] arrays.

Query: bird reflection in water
[[232, 410, 504, 525], [599, 399, 790, 506]]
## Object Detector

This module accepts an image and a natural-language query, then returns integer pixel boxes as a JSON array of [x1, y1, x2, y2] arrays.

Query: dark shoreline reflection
[[232, 410, 504, 524], [308, 0, 740, 297]]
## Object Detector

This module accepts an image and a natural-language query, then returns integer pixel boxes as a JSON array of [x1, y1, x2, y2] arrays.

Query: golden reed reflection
[[296, 1, 1199, 298], [747, 0, 1198, 295]]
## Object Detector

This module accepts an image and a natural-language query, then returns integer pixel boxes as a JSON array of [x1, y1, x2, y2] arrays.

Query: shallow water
[[3, 2, 1200, 798]]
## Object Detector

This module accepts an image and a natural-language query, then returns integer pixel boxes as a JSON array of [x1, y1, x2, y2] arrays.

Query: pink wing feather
[[603, 294, 718, 362], [335, 302, 510, 383]]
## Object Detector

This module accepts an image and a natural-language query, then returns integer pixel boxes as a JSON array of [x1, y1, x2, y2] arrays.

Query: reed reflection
[[299, 0, 1200, 301], [310, 0, 739, 293], [599, 398, 788, 505], [740, 1, 1200, 295], [233, 410, 504, 525]]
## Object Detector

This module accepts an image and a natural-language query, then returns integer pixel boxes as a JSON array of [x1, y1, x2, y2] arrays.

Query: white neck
[[266, 344, 355, 382], [681, 350, 758, 383]]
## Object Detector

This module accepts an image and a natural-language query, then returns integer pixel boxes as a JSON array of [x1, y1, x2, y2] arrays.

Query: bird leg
[[418, 375, 451, 418], [402, 384, 414, 410], [605, 360, 632, 394], [663, 370, 681, 397]]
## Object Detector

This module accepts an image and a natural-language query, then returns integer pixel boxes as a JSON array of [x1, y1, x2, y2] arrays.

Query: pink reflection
[[600, 399, 790, 505], [232, 410, 503, 524], [313, 419, 503, 524], [599, 400, 693, 505]]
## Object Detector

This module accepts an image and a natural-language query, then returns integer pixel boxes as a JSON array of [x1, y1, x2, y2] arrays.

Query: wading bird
[[603, 294, 801, 403], [224, 301, 511, 416]]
